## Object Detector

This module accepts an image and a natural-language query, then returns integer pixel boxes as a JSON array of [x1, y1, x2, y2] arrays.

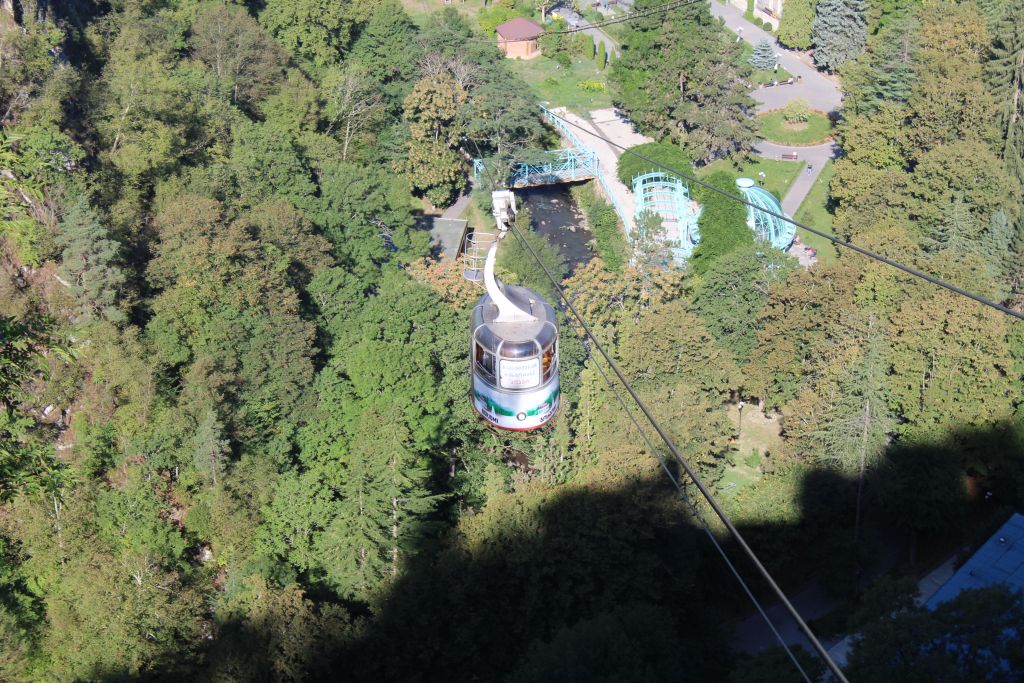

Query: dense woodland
[[0, 0, 1022, 680]]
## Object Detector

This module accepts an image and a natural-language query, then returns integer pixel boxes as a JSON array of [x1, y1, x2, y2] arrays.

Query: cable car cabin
[[471, 284, 559, 431]]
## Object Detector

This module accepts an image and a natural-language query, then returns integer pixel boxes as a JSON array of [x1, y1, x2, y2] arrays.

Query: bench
[[781, 152, 799, 160]]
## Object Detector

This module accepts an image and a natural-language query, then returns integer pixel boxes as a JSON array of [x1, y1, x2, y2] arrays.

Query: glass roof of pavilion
[[735, 178, 796, 250]]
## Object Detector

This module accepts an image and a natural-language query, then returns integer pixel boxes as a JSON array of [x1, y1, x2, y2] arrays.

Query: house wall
[[498, 38, 538, 59]]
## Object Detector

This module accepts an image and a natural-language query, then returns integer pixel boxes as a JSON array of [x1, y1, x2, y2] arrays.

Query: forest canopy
[[0, 0, 1022, 681]]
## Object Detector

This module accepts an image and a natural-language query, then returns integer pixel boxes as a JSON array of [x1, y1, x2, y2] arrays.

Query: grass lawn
[[758, 110, 833, 145], [401, 0, 486, 21], [716, 403, 782, 496], [506, 54, 612, 113], [793, 160, 839, 263], [698, 156, 803, 203]]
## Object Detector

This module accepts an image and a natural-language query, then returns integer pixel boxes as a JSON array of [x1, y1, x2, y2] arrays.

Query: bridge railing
[[468, 105, 635, 237], [633, 171, 701, 262]]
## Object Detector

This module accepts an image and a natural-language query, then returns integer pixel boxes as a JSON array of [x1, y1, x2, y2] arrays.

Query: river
[[518, 183, 594, 274]]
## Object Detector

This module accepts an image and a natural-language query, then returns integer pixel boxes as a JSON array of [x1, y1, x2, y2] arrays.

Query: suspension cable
[[542, 109, 1024, 323], [561, 305, 815, 682], [506, 220, 851, 682], [456, 0, 704, 43]]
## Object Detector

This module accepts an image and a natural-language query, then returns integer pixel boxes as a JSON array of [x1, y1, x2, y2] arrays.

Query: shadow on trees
[[732, 420, 1024, 604], [119, 421, 1021, 682]]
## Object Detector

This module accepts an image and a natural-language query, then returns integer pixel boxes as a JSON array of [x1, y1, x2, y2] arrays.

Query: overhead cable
[[458, 0, 703, 43], [550, 288, 816, 683], [542, 109, 1024, 323], [506, 220, 852, 683], [464, 137, 816, 679]]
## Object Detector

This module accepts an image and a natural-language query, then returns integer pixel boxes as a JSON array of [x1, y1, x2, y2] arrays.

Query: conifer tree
[[811, 0, 867, 72], [749, 39, 777, 71], [597, 41, 607, 70], [192, 408, 229, 487], [320, 409, 437, 600], [57, 197, 126, 325], [776, 0, 815, 50], [632, 209, 670, 272], [982, 1, 1024, 186]]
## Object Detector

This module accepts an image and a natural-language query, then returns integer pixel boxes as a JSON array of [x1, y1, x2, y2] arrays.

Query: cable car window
[[500, 339, 539, 359], [475, 343, 495, 379], [542, 344, 555, 382]]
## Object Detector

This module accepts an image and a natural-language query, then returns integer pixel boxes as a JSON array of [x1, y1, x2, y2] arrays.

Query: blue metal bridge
[[473, 147, 597, 188], [472, 105, 632, 233]]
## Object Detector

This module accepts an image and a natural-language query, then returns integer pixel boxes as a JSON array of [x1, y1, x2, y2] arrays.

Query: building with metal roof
[[735, 177, 795, 251], [927, 513, 1024, 609]]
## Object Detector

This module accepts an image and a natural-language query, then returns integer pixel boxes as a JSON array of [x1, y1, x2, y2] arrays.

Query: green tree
[[616, 142, 692, 186], [189, 2, 286, 112], [322, 64, 387, 161], [690, 171, 753, 275], [842, 11, 919, 115], [313, 160, 423, 278], [597, 41, 607, 70], [92, 12, 194, 179], [229, 120, 316, 209], [402, 74, 467, 207], [905, 3, 996, 156], [812, 0, 868, 71], [319, 409, 438, 600], [609, 0, 757, 162], [349, 0, 420, 102], [888, 288, 1015, 441], [776, 0, 816, 50], [192, 407, 229, 487], [846, 586, 1024, 682], [632, 209, 670, 272], [749, 38, 777, 70], [56, 197, 126, 325], [146, 196, 321, 455], [259, 0, 357, 69], [983, 1, 1024, 186], [692, 246, 791, 364]]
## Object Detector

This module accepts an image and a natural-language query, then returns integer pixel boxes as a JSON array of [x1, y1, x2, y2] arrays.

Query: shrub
[[616, 142, 693, 186], [553, 52, 571, 68], [744, 450, 761, 468], [570, 183, 626, 271], [781, 98, 812, 123], [577, 80, 606, 92]]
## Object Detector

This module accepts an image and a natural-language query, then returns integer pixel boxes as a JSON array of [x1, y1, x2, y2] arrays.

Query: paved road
[[441, 191, 472, 220], [707, 1, 841, 217], [709, 1, 842, 114], [732, 581, 843, 655], [560, 6, 620, 57], [580, 24, 620, 58], [753, 140, 838, 215]]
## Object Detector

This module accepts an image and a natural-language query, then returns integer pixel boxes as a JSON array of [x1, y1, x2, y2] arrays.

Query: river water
[[518, 183, 594, 274]]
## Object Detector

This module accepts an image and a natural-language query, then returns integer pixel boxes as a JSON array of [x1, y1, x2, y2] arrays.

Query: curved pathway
[[753, 140, 837, 215], [707, 1, 843, 218], [709, 1, 842, 114]]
